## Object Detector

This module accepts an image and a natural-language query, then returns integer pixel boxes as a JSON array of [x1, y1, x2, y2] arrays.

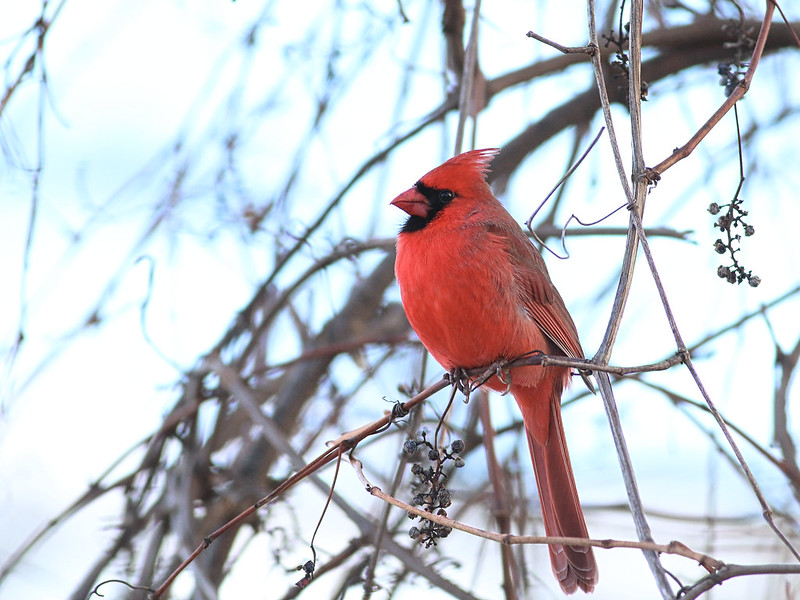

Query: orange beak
[[390, 187, 429, 218]]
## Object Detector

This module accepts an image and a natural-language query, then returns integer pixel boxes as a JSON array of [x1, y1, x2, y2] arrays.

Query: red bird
[[392, 148, 597, 594]]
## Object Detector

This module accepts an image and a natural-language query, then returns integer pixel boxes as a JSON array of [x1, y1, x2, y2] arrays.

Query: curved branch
[[489, 14, 798, 193], [354, 461, 724, 572], [679, 563, 800, 600]]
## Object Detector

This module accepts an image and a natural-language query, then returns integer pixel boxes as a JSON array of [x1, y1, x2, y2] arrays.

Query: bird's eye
[[439, 190, 454, 203]]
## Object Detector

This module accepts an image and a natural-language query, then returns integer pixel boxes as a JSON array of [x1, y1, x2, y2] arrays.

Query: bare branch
[[353, 458, 724, 571], [678, 562, 800, 600], [525, 30, 595, 55], [652, 2, 776, 175]]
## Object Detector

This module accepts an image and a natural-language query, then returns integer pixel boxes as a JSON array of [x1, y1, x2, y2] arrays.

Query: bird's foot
[[577, 368, 596, 394], [493, 360, 513, 395], [471, 358, 513, 396], [446, 368, 471, 399]]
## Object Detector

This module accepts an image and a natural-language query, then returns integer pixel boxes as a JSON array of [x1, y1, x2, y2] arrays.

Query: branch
[[582, 0, 674, 595], [772, 335, 800, 503], [356, 456, 800, 598], [678, 562, 800, 600], [453, 0, 482, 154], [525, 30, 595, 55], [629, 197, 800, 563], [350, 457, 724, 571], [149, 375, 449, 598], [491, 15, 800, 194], [477, 391, 519, 600], [652, 2, 776, 175], [639, 380, 800, 489]]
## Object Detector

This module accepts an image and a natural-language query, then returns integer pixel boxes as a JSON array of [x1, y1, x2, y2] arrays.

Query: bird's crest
[[418, 148, 499, 190]]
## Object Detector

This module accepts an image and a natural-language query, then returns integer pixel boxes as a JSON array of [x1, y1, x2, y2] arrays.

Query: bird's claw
[[469, 359, 513, 395], [446, 368, 471, 402], [493, 361, 512, 395], [578, 368, 596, 394]]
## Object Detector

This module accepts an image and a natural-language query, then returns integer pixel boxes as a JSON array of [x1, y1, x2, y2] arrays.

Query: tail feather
[[514, 383, 598, 594]]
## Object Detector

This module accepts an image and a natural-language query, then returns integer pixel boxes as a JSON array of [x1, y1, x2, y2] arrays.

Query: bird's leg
[[470, 358, 513, 395], [446, 367, 471, 402], [493, 360, 513, 395]]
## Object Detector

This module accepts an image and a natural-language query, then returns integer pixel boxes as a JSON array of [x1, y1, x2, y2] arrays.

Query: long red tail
[[513, 383, 598, 594]]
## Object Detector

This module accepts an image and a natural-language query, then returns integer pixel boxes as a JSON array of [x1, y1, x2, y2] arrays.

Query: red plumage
[[392, 148, 598, 594]]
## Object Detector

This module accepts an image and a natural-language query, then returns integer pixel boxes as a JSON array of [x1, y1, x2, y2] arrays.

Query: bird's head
[[391, 148, 500, 233]]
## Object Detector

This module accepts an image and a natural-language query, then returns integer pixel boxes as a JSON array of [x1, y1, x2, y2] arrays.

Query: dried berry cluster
[[403, 432, 465, 548], [718, 20, 755, 97], [602, 23, 649, 101], [709, 199, 760, 287]]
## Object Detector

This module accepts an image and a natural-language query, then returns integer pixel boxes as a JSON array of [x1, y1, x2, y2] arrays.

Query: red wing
[[504, 229, 584, 360]]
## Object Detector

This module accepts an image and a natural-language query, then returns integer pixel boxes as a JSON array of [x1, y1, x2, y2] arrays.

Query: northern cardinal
[[392, 148, 597, 594]]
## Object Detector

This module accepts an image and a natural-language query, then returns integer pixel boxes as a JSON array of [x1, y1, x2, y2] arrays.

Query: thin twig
[[589, 0, 675, 594], [525, 30, 595, 55], [362, 407, 423, 599], [352, 459, 724, 572], [588, 5, 636, 364], [209, 101, 452, 358], [452, 347, 687, 379], [771, 0, 800, 49], [454, 0, 482, 155], [652, 1, 776, 175], [637, 379, 800, 488], [477, 391, 519, 600], [770, 334, 800, 503], [685, 358, 800, 563], [629, 206, 800, 563], [534, 224, 692, 241], [585, 1, 632, 206], [678, 562, 800, 600], [687, 284, 800, 352], [150, 370, 449, 598], [525, 126, 605, 233], [596, 373, 675, 598]]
